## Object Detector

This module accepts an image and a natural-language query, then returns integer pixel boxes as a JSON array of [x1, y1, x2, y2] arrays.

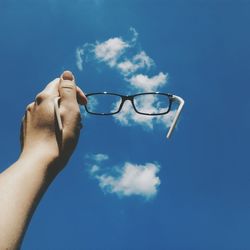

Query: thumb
[[59, 71, 77, 105]]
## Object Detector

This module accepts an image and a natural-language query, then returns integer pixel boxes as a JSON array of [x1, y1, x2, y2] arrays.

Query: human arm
[[0, 71, 87, 249]]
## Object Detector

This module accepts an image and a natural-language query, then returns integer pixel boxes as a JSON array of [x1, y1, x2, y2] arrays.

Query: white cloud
[[90, 165, 100, 174], [117, 60, 136, 74], [92, 161, 161, 199], [94, 37, 129, 67], [128, 72, 168, 91], [85, 153, 109, 163], [129, 27, 139, 45], [76, 27, 146, 73], [76, 47, 84, 71], [117, 51, 154, 75], [133, 51, 154, 69]]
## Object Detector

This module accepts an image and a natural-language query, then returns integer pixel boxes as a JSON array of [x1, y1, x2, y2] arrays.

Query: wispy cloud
[[97, 163, 160, 199], [94, 37, 129, 67], [117, 51, 154, 76], [85, 153, 109, 163], [127, 72, 168, 91], [76, 47, 84, 71], [75, 28, 152, 76], [89, 165, 100, 174], [88, 155, 161, 199], [129, 27, 139, 45]]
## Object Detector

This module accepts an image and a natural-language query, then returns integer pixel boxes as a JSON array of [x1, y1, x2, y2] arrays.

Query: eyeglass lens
[[86, 94, 122, 114], [133, 93, 170, 115]]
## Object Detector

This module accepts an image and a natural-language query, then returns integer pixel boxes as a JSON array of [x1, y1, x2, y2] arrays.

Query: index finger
[[43, 78, 60, 96]]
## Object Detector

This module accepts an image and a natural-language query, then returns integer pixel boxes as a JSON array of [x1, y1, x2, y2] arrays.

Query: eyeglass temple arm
[[54, 97, 63, 132], [166, 95, 185, 139]]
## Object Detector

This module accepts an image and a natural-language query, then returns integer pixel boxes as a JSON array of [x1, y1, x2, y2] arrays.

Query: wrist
[[19, 143, 66, 175]]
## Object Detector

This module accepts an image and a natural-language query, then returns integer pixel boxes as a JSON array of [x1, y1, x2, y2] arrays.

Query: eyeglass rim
[[84, 92, 173, 116], [85, 91, 173, 97]]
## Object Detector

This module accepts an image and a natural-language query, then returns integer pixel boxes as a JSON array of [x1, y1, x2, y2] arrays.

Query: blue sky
[[1, 0, 250, 249]]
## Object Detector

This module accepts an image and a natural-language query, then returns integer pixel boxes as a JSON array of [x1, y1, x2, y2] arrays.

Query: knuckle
[[61, 81, 75, 89], [35, 91, 50, 104], [60, 82, 76, 96], [61, 82, 76, 90], [61, 87, 75, 96], [26, 102, 35, 112], [48, 78, 60, 87]]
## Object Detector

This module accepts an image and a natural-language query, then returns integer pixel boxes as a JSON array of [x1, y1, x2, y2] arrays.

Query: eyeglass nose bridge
[[117, 95, 135, 113]]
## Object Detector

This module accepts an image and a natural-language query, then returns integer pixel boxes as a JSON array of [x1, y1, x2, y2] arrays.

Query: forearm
[[0, 71, 85, 249], [0, 152, 59, 250]]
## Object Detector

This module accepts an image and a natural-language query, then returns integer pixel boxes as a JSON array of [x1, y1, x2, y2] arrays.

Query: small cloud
[[90, 165, 100, 174], [76, 47, 84, 71], [117, 60, 136, 75], [76, 27, 144, 73], [133, 51, 154, 69], [129, 27, 139, 45], [85, 153, 109, 163], [117, 51, 154, 75], [94, 37, 129, 67], [93, 162, 161, 199], [128, 72, 168, 92]]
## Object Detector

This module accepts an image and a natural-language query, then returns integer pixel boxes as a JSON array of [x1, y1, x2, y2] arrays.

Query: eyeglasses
[[54, 92, 184, 139], [84, 92, 185, 139]]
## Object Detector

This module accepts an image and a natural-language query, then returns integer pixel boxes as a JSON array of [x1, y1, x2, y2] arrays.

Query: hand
[[20, 71, 87, 171]]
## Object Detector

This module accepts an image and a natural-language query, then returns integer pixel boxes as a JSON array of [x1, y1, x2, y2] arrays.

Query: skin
[[0, 71, 87, 250]]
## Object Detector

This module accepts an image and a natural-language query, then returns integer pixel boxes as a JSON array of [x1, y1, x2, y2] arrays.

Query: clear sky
[[1, 0, 250, 249]]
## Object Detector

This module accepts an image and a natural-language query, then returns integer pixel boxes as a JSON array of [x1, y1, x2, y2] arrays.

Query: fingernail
[[61, 71, 75, 81]]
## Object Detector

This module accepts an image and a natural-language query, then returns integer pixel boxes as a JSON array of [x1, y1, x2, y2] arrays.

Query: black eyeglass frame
[[54, 91, 184, 139], [84, 92, 174, 116]]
